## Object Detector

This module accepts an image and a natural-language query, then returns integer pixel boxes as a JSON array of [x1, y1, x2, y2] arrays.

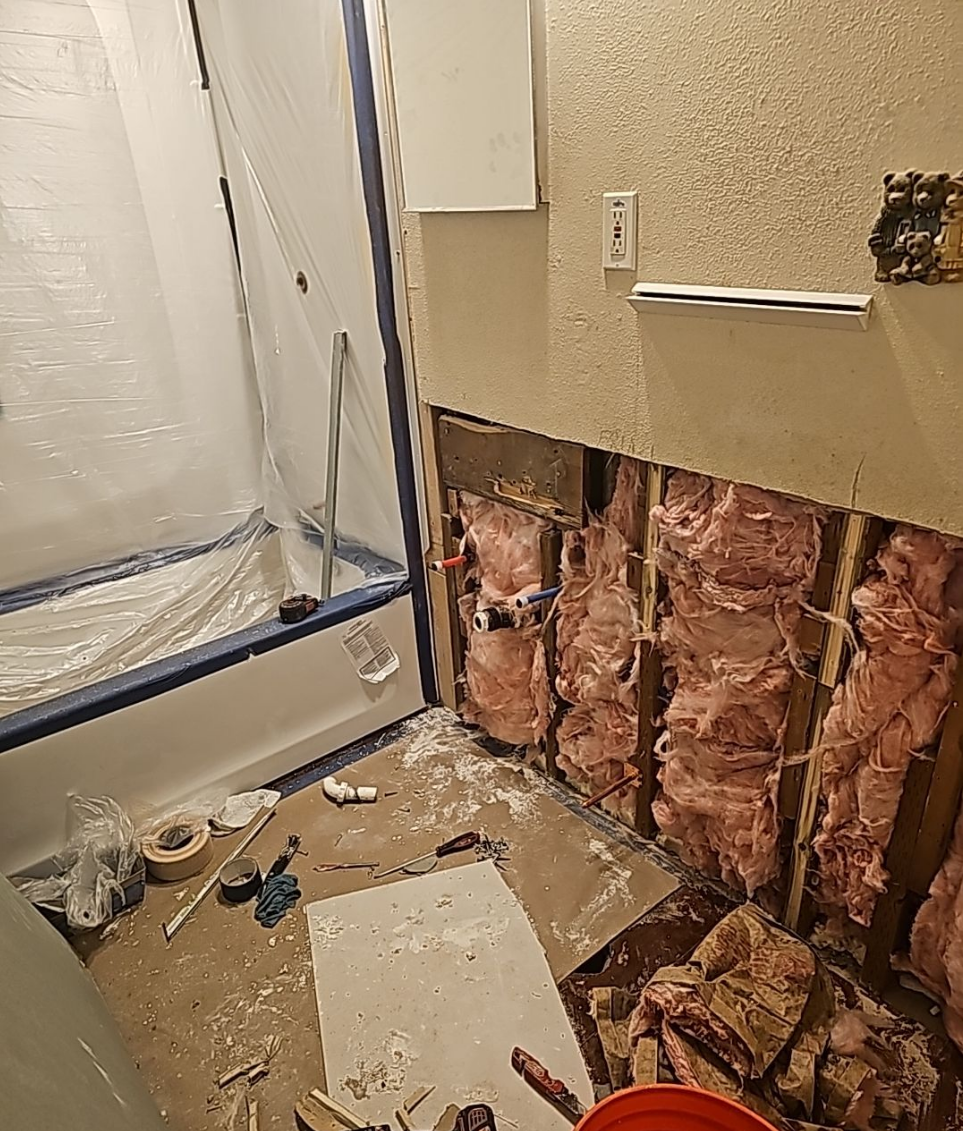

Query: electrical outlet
[[602, 191, 637, 270]]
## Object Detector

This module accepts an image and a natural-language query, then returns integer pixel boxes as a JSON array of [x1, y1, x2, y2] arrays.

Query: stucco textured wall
[[405, 0, 963, 534]]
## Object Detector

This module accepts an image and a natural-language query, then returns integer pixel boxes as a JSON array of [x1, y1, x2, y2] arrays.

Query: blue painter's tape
[[340, 0, 438, 706]]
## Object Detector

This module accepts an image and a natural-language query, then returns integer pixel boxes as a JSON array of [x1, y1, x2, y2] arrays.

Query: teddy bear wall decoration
[[869, 169, 963, 285]]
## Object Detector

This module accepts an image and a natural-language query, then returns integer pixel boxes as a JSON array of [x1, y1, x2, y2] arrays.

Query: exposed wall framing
[[862, 655, 963, 993], [783, 514, 885, 930], [629, 463, 666, 838], [537, 528, 563, 780], [428, 409, 963, 1006]]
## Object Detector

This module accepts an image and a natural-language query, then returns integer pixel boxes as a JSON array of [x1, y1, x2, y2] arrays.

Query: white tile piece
[[306, 861, 593, 1129]]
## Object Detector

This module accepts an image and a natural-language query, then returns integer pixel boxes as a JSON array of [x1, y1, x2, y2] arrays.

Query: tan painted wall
[[404, 0, 963, 535]]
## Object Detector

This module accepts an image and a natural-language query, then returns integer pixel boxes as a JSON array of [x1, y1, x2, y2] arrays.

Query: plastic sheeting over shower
[[0, 0, 405, 718]]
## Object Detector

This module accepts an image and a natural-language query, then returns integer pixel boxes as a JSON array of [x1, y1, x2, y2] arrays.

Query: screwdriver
[[373, 831, 481, 879]]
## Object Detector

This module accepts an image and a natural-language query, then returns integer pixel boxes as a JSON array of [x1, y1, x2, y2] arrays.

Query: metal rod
[[581, 765, 640, 809], [320, 330, 347, 602], [163, 808, 277, 941]]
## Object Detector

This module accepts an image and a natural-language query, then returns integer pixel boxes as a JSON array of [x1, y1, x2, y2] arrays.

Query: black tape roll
[[219, 856, 263, 903]]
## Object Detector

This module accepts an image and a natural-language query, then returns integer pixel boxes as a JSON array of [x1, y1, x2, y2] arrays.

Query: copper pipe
[[581, 764, 640, 809]]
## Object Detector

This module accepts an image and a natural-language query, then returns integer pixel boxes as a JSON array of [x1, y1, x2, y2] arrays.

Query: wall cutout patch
[[869, 170, 963, 285]]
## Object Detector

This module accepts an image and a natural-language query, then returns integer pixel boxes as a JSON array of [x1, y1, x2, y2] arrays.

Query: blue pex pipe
[[515, 585, 562, 610]]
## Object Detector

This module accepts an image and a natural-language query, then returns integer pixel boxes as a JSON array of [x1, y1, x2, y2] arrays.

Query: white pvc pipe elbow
[[322, 775, 378, 804]]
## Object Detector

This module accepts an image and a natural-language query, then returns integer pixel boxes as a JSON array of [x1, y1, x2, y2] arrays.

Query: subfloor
[[77, 709, 963, 1131]]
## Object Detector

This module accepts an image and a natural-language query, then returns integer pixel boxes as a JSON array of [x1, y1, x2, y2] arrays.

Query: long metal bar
[[162, 807, 277, 941], [320, 330, 347, 602]]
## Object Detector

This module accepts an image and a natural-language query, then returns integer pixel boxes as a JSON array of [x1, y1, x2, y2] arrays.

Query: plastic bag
[[136, 791, 227, 852], [212, 789, 281, 833], [15, 795, 139, 930]]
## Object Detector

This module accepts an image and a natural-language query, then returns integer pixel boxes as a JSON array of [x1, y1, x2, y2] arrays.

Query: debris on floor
[[217, 1034, 282, 1088], [627, 903, 902, 1130], [295, 1085, 369, 1130], [68, 709, 955, 1131]]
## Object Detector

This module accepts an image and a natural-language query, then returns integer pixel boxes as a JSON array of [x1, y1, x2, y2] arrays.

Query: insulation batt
[[905, 803, 963, 1052], [555, 459, 644, 821], [814, 526, 963, 927], [652, 472, 824, 894], [458, 492, 551, 746]]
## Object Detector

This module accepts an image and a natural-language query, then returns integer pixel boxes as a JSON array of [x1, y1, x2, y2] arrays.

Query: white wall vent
[[626, 283, 873, 331]]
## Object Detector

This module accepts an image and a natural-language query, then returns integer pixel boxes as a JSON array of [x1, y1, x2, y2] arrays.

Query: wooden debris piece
[[589, 986, 634, 1089], [247, 1096, 259, 1131], [404, 1086, 436, 1114], [632, 1035, 659, 1085], [296, 1088, 367, 1131], [218, 1058, 267, 1089], [395, 1107, 414, 1131], [432, 1104, 460, 1131], [247, 1063, 270, 1086]]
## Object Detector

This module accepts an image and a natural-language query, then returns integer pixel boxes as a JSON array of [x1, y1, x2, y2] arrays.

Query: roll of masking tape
[[143, 827, 214, 883], [219, 856, 263, 903]]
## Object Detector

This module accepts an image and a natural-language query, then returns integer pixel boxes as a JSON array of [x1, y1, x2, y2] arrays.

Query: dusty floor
[[75, 707, 963, 1131], [76, 708, 676, 1130]]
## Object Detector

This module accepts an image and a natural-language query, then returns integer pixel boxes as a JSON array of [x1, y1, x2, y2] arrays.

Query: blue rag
[[254, 873, 301, 928]]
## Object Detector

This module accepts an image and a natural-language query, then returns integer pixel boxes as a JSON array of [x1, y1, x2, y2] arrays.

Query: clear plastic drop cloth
[[0, 524, 368, 717], [0, 0, 407, 718], [194, 0, 406, 562], [0, 0, 264, 590]]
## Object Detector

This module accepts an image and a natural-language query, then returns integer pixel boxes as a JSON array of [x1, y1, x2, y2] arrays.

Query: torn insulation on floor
[[651, 471, 825, 895], [458, 492, 551, 746], [554, 457, 645, 821], [814, 525, 963, 928], [627, 904, 905, 1131]]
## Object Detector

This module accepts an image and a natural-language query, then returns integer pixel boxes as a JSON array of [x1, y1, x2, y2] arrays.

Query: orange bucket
[[574, 1084, 778, 1131]]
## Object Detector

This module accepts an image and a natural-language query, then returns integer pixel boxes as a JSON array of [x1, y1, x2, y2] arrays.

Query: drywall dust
[[398, 709, 543, 834]]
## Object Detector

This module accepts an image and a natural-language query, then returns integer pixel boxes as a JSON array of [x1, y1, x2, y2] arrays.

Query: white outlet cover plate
[[602, 190, 637, 270]]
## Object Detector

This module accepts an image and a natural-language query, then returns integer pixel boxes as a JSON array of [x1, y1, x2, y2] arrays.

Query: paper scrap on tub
[[341, 618, 400, 683], [305, 861, 593, 1129]]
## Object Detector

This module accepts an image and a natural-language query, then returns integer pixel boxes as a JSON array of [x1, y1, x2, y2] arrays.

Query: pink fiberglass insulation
[[904, 805, 963, 1051], [814, 526, 963, 928], [458, 492, 551, 747], [555, 457, 644, 821], [651, 471, 824, 894]]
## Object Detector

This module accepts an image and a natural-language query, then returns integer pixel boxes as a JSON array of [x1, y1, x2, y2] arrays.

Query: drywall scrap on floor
[[459, 493, 551, 745], [306, 861, 594, 1130], [651, 471, 825, 895], [814, 526, 963, 928], [555, 457, 644, 821]]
